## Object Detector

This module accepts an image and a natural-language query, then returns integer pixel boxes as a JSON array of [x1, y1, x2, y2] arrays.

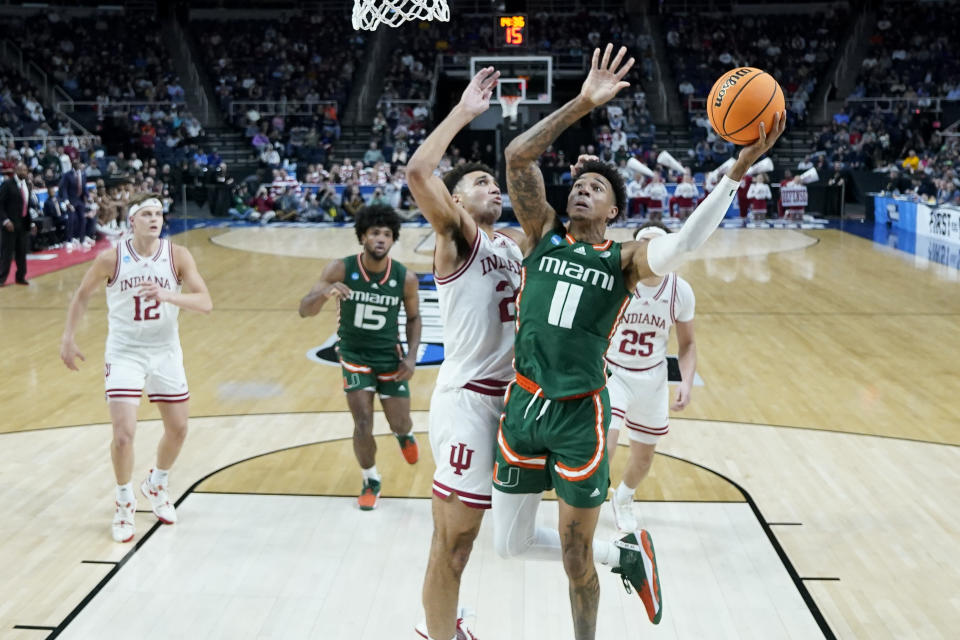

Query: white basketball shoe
[[140, 472, 177, 525], [112, 498, 137, 543], [610, 488, 639, 533]]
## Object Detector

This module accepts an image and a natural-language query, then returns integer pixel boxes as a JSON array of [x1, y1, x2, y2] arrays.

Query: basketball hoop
[[499, 95, 521, 123], [352, 0, 450, 31]]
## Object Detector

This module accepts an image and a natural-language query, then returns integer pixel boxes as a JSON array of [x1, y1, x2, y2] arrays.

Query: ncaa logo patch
[[351, 272, 360, 280], [550, 235, 562, 245], [123, 255, 131, 263]]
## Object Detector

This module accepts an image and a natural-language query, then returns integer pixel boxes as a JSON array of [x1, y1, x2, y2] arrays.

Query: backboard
[[469, 55, 552, 105]]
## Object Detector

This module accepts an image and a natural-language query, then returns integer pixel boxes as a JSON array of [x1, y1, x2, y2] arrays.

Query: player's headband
[[128, 198, 162, 218], [635, 227, 668, 242]]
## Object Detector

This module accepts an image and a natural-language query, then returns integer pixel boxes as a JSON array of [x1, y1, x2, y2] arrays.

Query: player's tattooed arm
[[505, 44, 634, 250], [503, 159, 555, 250], [299, 259, 348, 317]]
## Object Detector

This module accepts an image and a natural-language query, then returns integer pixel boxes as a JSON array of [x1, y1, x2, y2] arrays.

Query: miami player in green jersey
[[299, 205, 422, 510], [494, 43, 785, 639]]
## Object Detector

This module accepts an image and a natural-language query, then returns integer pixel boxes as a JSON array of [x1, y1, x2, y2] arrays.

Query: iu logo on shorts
[[449, 442, 474, 476]]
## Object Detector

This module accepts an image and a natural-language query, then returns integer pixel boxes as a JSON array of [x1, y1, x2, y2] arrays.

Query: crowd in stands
[[5, 13, 183, 103], [0, 68, 77, 141], [665, 10, 846, 128], [198, 16, 364, 169], [1, 12, 205, 172], [817, 4, 960, 204], [0, 132, 202, 250], [198, 17, 362, 114], [851, 2, 960, 100]]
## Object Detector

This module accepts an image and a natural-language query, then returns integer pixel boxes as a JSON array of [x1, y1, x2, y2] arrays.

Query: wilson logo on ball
[[713, 68, 753, 108], [707, 66, 784, 145]]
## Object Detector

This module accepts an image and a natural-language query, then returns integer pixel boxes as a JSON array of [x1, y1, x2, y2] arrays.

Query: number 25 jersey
[[514, 230, 630, 399], [105, 238, 182, 351], [605, 273, 695, 371]]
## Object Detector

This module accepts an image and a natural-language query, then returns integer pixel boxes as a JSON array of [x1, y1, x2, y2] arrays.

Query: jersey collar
[[356, 253, 392, 285]]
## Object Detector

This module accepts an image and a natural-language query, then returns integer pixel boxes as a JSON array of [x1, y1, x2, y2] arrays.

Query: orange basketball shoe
[[396, 433, 419, 464], [358, 478, 381, 511]]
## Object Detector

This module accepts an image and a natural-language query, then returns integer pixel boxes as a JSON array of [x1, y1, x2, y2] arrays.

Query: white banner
[[781, 185, 808, 207], [916, 203, 960, 242]]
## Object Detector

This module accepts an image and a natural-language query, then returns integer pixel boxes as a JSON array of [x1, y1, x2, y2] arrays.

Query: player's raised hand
[[738, 111, 786, 164], [670, 383, 692, 412], [60, 338, 85, 371], [323, 282, 352, 301], [570, 153, 601, 177], [580, 44, 635, 108], [458, 66, 501, 117]]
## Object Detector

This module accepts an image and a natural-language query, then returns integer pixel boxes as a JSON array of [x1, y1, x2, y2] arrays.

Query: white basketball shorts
[[606, 360, 669, 445], [428, 385, 505, 509], [104, 343, 189, 405]]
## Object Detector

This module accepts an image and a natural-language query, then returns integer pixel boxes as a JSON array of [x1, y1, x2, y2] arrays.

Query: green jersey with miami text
[[514, 228, 630, 399], [337, 254, 407, 368]]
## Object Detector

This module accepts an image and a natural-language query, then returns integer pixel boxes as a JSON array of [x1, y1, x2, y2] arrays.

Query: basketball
[[707, 67, 784, 145]]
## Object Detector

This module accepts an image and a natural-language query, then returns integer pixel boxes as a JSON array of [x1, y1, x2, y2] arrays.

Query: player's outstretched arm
[[505, 44, 634, 245], [61, 249, 116, 371], [299, 259, 348, 318], [623, 111, 786, 288], [406, 67, 500, 249], [397, 269, 422, 381], [139, 245, 213, 314]]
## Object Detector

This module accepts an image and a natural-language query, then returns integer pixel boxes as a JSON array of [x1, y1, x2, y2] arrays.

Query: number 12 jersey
[[105, 238, 183, 351]]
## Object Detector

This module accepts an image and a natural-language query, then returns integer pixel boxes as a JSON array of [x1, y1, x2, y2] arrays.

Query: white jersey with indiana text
[[605, 272, 695, 371], [434, 229, 522, 393], [106, 237, 183, 351]]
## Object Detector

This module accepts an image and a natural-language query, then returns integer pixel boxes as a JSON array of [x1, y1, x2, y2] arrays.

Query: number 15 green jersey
[[337, 254, 408, 368]]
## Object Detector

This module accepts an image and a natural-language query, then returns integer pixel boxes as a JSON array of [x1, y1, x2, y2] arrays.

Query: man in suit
[[0, 162, 35, 286], [59, 159, 91, 247], [43, 184, 69, 246]]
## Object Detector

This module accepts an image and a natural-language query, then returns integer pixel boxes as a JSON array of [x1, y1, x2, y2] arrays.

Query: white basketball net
[[499, 95, 521, 123], [352, 0, 450, 30]]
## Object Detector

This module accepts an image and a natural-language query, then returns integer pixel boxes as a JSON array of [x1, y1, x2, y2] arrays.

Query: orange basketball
[[707, 67, 784, 145]]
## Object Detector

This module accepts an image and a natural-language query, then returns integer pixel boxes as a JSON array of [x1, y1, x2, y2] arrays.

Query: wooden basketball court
[[1, 224, 958, 639]]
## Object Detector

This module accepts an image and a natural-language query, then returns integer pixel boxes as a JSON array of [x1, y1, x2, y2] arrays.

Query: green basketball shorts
[[493, 374, 610, 508]]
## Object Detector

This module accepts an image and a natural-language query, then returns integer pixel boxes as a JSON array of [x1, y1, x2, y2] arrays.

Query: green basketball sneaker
[[612, 529, 663, 624]]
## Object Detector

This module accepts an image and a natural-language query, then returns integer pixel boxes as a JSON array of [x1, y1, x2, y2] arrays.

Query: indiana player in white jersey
[[60, 193, 212, 543], [605, 222, 697, 532], [406, 67, 524, 640]]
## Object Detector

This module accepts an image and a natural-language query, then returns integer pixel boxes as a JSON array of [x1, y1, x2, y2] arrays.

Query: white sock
[[615, 481, 635, 504], [150, 467, 169, 487], [361, 465, 380, 481], [594, 539, 621, 568], [116, 483, 134, 504]]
